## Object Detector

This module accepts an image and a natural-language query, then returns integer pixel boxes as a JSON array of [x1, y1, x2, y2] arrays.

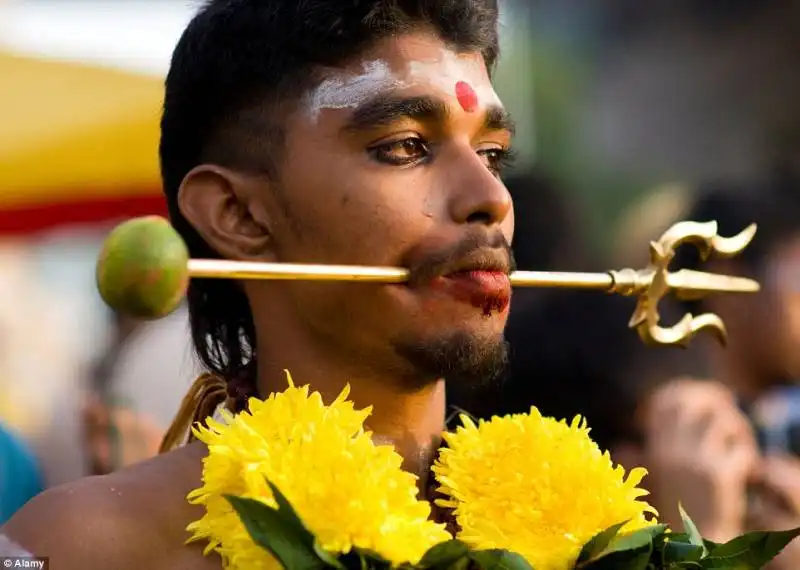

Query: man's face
[[254, 33, 515, 387]]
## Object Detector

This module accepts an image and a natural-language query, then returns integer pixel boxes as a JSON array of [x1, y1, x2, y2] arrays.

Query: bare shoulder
[[2, 442, 215, 570]]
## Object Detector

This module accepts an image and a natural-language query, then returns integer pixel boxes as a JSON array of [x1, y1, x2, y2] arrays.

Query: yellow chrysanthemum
[[187, 372, 451, 570], [433, 409, 658, 570]]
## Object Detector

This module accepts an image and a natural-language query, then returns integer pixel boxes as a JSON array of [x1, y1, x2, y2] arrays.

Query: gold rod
[[188, 259, 410, 283], [186, 259, 759, 295], [188, 260, 613, 288], [95, 218, 761, 346]]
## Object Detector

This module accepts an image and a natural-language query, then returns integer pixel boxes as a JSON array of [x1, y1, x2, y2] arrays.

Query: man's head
[[673, 177, 800, 387], [160, 0, 515, 400]]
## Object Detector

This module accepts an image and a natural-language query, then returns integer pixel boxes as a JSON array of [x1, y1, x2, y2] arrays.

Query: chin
[[445, 305, 511, 340], [392, 323, 509, 393]]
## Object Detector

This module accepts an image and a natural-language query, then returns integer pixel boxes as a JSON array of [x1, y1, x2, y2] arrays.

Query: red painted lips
[[430, 270, 511, 315]]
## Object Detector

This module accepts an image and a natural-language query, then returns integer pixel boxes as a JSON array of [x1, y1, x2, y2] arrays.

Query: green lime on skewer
[[96, 216, 190, 319]]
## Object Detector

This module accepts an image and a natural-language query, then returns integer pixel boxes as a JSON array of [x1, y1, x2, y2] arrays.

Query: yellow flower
[[187, 372, 451, 570], [433, 409, 658, 570]]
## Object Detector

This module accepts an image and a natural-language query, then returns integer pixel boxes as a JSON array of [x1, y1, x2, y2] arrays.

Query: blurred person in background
[[0, 422, 43, 525], [475, 169, 773, 544], [671, 175, 800, 567], [674, 176, 800, 405], [499, 286, 763, 544], [83, 304, 200, 474]]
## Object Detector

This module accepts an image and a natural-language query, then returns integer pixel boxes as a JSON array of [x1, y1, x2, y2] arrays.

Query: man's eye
[[370, 138, 429, 165], [478, 147, 517, 176]]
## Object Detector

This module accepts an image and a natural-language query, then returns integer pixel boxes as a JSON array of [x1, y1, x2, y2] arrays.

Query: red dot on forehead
[[455, 81, 478, 112]]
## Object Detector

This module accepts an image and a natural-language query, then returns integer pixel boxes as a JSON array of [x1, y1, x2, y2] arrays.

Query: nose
[[446, 152, 512, 226]]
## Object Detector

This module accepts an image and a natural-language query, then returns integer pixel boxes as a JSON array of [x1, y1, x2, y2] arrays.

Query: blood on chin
[[385, 273, 511, 320], [410, 288, 511, 320]]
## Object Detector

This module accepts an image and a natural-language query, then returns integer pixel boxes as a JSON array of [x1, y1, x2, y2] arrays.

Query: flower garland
[[434, 412, 655, 570], [186, 375, 448, 568], [187, 373, 799, 570]]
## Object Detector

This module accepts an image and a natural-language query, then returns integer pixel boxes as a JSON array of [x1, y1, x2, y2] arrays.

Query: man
[[3, 1, 514, 568], [83, 306, 199, 475], [673, 178, 800, 404]]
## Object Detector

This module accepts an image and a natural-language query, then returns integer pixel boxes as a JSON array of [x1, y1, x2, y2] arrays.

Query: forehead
[[303, 34, 500, 118]]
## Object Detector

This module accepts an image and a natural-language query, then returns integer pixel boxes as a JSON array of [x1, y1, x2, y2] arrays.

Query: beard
[[392, 330, 508, 406]]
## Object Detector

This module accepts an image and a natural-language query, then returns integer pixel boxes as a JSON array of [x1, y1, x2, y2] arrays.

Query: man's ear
[[177, 165, 275, 261]]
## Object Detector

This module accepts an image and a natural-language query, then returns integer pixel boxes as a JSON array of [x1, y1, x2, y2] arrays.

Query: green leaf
[[702, 539, 721, 552], [679, 504, 707, 556], [610, 525, 667, 551], [579, 526, 666, 570], [660, 539, 706, 565], [578, 544, 652, 570], [418, 540, 470, 569], [658, 532, 690, 543], [226, 494, 326, 570], [469, 549, 534, 570], [577, 521, 629, 564], [314, 542, 347, 570], [701, 527, 800, 569]]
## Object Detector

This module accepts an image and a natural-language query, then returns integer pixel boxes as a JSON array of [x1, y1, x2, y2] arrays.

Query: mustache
[[406, 231, 517, 287]]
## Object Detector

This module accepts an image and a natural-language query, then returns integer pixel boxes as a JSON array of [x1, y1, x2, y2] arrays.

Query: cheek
[[335, 183, 436, 263], [280, 164, 435, 263]]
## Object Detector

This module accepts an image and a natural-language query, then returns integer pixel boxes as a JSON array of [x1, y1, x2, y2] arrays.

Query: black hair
[[159, 0, 501, 407]]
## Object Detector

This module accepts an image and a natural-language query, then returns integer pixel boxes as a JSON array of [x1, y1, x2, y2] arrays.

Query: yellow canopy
[[0, 51, 166, 232]]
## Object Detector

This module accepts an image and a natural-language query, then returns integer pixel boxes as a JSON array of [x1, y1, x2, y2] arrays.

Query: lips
[[429, 270, 511, 315]]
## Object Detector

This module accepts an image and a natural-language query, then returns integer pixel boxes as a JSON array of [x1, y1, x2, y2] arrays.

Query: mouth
[[422, 255, 512, 316]]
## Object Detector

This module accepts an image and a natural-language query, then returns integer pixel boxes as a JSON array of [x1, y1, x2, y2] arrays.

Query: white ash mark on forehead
[[305, 60, 407, 120], [407, 50, 502, 108]]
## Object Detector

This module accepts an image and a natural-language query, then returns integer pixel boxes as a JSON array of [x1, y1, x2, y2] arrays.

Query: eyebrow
[[341, 93, 516, 136]]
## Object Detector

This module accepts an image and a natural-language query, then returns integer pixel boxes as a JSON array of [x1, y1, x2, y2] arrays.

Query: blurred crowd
[[1, 0, 800, 568]]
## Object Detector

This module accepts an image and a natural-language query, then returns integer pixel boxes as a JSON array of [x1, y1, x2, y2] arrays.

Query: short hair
[[159, 0, 501, 403]]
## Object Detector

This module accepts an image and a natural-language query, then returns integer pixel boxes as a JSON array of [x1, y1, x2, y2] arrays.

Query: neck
[[254, 317, 447, 488]]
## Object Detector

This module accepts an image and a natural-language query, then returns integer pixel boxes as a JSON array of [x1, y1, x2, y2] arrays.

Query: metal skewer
[[184, 220, 759, 347], [97, 218, 760, 347], [188, 260, 758, 295]]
